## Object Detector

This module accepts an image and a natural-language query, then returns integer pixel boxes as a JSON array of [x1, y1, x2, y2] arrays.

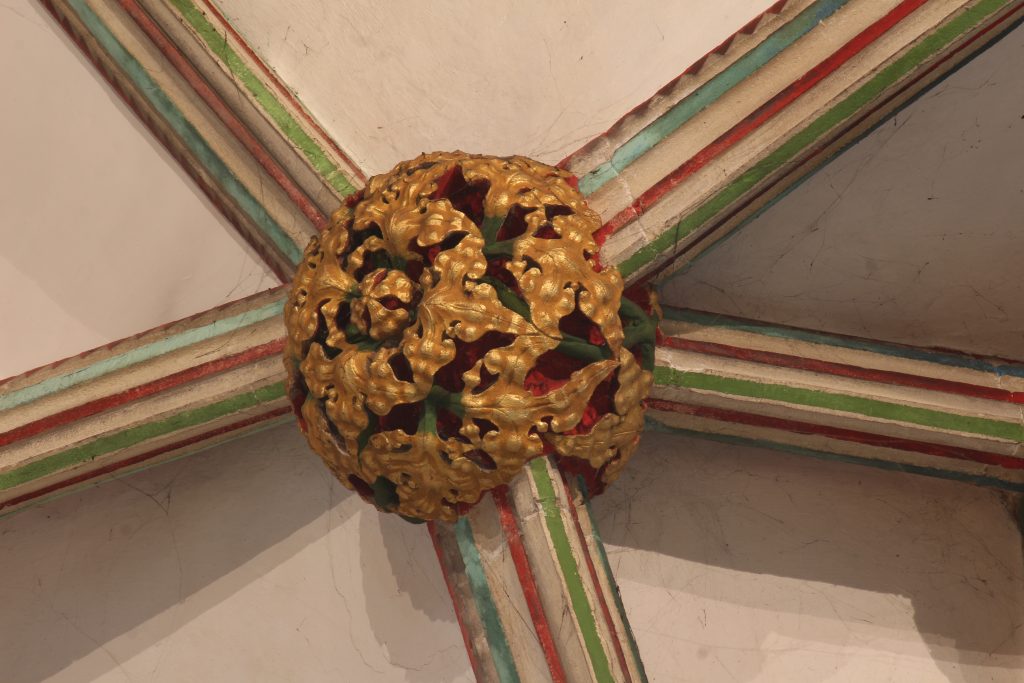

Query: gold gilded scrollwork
[[284, 151, 657, 521]]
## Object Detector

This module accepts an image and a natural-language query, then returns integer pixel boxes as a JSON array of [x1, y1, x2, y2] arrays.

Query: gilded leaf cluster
[[285, 152, 656, 521]]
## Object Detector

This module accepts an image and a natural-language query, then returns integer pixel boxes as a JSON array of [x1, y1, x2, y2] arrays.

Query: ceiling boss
[[284, 152, 659, 522]]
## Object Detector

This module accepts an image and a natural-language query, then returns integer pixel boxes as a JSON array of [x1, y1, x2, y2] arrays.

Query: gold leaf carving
[[284, 152, 656, 521]]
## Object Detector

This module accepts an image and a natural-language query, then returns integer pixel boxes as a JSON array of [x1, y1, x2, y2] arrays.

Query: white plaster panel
[[210, 0, 779, 175], [662, 25, 1024, 360], [0, 424, 472, 683], [593, 432, 1024, 682], [0, 1, 279, 380]]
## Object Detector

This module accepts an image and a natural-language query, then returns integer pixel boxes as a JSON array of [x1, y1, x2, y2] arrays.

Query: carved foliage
[[285, 152, 657, 521]]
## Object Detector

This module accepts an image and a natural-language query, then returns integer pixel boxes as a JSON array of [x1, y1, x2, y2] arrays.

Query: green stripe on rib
[[169, 0, 356, 196], [653, 366, 1024, 441], [0, 382, 286, 491], [530, 458, 615, 683], [64, 0, 302, 265], [618, 0, 1013, 278], [580, 489, 650, 682]]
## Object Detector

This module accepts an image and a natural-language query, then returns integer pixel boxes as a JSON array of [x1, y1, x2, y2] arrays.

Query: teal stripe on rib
[[65, 0, 303, 265], [645, 416, 1024, 492], [580, 0, 850, 196], [618, 0, 1014, 278], [663, 308, 1024, 378], [0, 299, 284, 412], [454, 518, 521, 683], [579, 487, 649, 682]]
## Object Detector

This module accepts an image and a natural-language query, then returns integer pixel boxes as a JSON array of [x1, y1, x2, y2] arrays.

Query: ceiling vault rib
[[564, 0, 1024, 284], [11, 0, 1024, 677], [39, 0, 367, 281], [4, 302, 1020, 514]]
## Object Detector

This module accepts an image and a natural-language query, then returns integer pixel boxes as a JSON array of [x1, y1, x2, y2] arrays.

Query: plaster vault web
[[668, 23, 1024, 360], [0, 0, 278, 380]]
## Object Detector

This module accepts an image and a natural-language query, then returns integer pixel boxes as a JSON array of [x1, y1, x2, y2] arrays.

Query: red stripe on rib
[[660, 337, 1023, 403], [0, 286, 285, 388], [603, 0, 930, 234], [559, 1, 791, 169], [557, 472, 635, 683], [647, 398, 1024, 470], [646, 0, 1024, 279], [427, 521, 487, 683], [0, 406, 291, 512], [118, 0, 327, 229], [34, 1, 292, 284], [492, 486, 568, 683], [0, 339, 286, 448], [195, 0, 366, 184]]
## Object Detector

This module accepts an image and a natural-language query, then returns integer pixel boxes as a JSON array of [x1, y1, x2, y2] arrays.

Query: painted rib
[[40, 0, 288, 279], [558, 473, 638, 683], [0, 380, 286, 491], [0, 339, 286, 448], [427, 521, 495, 683], [187, 0, 364, 192], [652, 306, 1024, 487], [614, 0, 1023, 280], [0, 289, 288, 513], [118, 0, 328, 230], [646, 415, 1024, 493], [493, 486, 568, 683], [562, 0, 796, 176], [453, 517, 522, 683], [0, 294, 284, 412], [661, 337, 1024, 403], [528, 458, 615, 683], [652, 366, 1024, 442], [56, 0, 303, 267], [606, 0, 932, 237], [23, 4, 1024, 679], [646, 0, 1024, 281], [649, 399, 1024, 472], [432, 460, 648, 682], [577, 0, 849, 196], [578, 491, 649, 682], [6, 303, 1020, 513], [665, 308, 1024, 379], [0, 407, 291, 515]]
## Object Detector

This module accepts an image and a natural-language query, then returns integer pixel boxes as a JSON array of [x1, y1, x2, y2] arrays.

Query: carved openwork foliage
[[285, 152, 657, 521]]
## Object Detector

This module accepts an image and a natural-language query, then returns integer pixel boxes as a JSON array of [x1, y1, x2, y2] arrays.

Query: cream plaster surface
[[4, 424, 1020, 682], [0, 0, 279, 380], [210, 0, 779, 176], [0, 424, 473, 683], [663, 24, 1024, 360], [593, 432, 1024, 683]]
